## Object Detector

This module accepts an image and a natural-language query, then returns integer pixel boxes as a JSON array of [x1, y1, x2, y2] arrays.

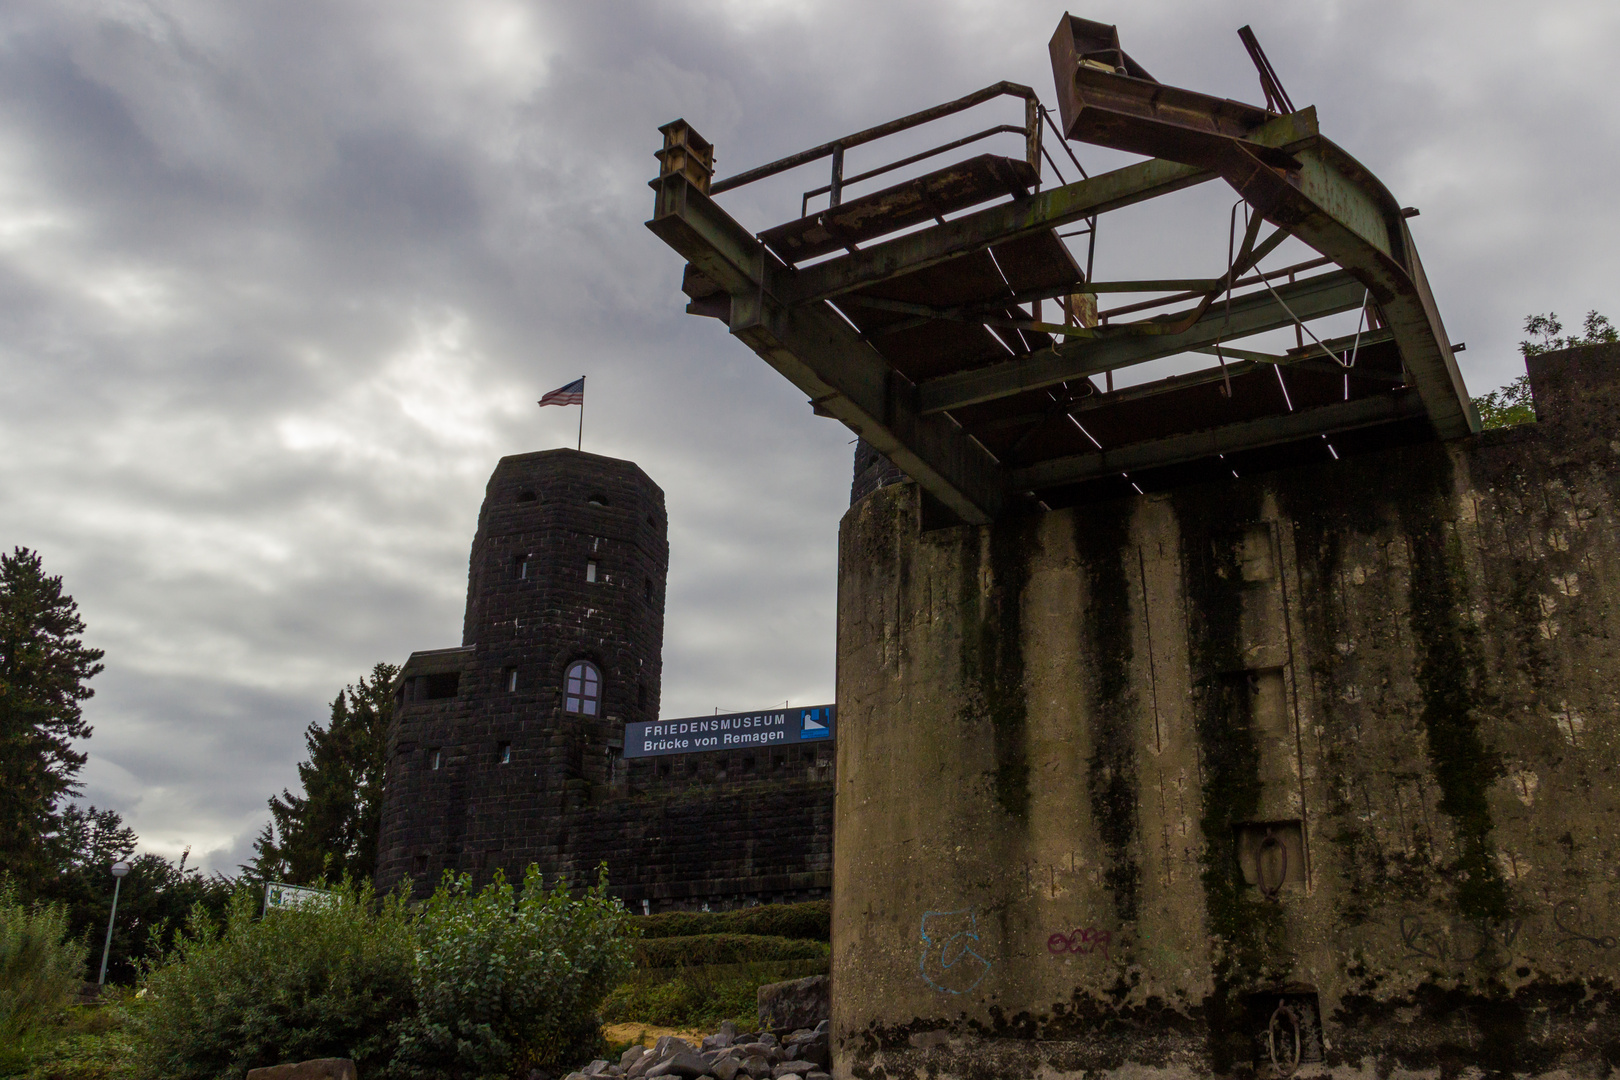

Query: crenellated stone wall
[[831, 345, 1620, 1079]]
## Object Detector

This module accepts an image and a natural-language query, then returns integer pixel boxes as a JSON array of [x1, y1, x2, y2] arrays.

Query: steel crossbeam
[[1008, 388, 1425, 490], [1052, 61, 1477, 437], [918, 269, 1368, 414], [647, 173, 1006, 523]]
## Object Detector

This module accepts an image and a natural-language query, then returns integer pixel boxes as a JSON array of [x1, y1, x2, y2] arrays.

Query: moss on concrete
[[1075, 509, 1144, 924], [1173, 485, 1291, 1071], [959, 519, 1035, 821], [1393, 454, 1511, 924]]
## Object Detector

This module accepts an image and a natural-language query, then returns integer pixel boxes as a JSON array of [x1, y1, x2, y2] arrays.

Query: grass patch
[[1, 995, 137, 1080]]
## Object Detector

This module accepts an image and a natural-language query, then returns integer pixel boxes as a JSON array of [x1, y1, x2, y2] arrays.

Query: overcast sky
[[5, 0, 1618, 874]]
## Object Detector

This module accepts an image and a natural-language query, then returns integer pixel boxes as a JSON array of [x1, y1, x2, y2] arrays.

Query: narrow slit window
[[564, 661, 601, 716], [586, 560, 597, 583], [429, 748, 442, 770], [499, 742, 511, 764], [505, 667, 518, 692]]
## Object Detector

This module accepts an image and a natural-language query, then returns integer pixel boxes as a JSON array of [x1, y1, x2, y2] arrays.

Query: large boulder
[[643, 1050, 709, 1079], [756, 975, 828, 1033]]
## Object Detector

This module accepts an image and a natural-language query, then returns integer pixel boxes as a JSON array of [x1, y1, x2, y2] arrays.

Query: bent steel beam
[[782, 109, 1319, 309], [782, 158, 1210, 306], [1050, 53, 1478, 437], [646, 173, 1005, 524], [647, 15, 1473, 518], [920, 269, 1368, 414]]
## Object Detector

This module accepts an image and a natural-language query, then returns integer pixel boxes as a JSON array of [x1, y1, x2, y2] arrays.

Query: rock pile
[[564, 1020, 831, 1080]]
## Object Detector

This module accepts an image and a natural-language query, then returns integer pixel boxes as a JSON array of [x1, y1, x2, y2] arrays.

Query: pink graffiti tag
[[1047, 927, 1112, 961]]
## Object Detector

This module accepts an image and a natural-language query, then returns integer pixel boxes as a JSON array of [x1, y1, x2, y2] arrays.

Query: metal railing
[[707, 81, 1041, 217]]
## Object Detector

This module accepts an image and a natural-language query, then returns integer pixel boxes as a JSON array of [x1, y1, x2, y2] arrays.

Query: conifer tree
[[0, 547, 105, 892], [262, 663, 398, 883]]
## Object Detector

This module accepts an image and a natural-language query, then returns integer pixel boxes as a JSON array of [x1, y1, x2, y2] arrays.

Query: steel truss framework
[[647, 13, 1477, 524]]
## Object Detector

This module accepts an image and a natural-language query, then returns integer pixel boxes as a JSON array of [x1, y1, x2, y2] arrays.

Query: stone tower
[[374, 449, 668, 894]]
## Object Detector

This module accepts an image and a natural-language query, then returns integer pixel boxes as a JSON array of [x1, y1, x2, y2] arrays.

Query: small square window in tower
[[564, 661, 601, 715], [586, 560, 597, 583]]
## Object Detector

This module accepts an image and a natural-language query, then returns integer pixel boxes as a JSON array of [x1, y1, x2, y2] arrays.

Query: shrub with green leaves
[[126, 880, 416, 1080], [1473, 374, 1535, 430], [0, 881, 88, 1063], [392, 866, 636, 1079], [1520, 310, 1618, 357]]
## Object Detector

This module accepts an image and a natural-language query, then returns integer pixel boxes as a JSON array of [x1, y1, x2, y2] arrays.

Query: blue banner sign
[[624, 704, 835, 758]]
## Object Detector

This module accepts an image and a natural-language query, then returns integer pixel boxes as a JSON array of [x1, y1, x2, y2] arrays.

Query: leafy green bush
[[633, 934, 828, 969], [634, 900, 828, 941], [126, 880, 416, 1080], [119, 868, 636, 1080], [1473, 374, 1535, 430], [1520, 310, 1618, 357], [392, 866, 636, 1079], [0, 882, 88, 1066]]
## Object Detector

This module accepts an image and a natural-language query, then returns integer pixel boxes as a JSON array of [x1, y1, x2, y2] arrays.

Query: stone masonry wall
[[831, 345, 1620, 1079], [375, 448, 834, 910]]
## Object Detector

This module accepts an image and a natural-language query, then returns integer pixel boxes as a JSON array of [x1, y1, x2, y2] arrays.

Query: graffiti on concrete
[[918, 909, 992, 994], [1553, 901, 1618, 950], [1046, 926, 1113, 962], [1398, 915, 1524, 962]]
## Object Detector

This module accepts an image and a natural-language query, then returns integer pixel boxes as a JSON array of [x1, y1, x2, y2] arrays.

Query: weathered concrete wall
[[831, 345, 1620, 1079]]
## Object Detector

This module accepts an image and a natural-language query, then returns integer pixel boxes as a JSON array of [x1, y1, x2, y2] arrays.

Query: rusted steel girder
[[647, 172, 1006, 524], [778, 105, 1316, 309], [1049, 15, 1478, 437], [647, 15, 1474, 518], [918, 269, 1368, 414], [1010, 388, 1426, 491]]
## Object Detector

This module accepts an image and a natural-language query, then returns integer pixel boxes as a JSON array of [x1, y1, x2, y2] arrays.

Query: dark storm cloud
[[2, 0, 1616, 870]]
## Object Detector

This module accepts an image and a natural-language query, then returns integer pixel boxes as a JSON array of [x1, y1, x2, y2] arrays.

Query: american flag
[[538, 377, 584, 407]]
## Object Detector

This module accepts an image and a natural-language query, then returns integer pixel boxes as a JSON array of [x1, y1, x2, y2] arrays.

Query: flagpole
[[577, 376, 585, 451]]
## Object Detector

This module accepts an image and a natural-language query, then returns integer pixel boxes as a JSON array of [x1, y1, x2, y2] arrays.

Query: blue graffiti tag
[[918, 909, 992, 994]]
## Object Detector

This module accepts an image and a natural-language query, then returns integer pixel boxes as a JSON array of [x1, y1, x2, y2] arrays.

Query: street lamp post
[[98, 860, 131, 986]]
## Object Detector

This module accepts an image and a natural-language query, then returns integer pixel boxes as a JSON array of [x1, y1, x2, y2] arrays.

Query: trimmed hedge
[[632, 934, 828, 969], [633, 901, 828, 942]]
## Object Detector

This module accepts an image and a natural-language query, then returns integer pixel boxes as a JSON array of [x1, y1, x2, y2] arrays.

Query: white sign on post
[[263, 881, 335, 914]]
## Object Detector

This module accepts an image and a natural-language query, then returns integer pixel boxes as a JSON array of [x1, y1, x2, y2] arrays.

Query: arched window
[[564, 661, 601, 716]]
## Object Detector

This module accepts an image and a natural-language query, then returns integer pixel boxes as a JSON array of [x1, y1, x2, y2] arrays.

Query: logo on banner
[[800, 707, 831, 740]]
